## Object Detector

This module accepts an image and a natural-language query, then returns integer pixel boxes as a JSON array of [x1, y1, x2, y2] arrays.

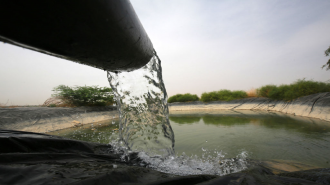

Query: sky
[[1, 0, 330, 105]]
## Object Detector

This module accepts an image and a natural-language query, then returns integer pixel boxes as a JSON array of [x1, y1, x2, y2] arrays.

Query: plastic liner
[[0, 130, 329, 185], [0, 106, 118, 133]]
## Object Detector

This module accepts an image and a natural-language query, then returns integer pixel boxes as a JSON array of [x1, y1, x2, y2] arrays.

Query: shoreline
[[169, 92, 330, 122], [1, 92, 329, 133], [0, 106, 119, 133]]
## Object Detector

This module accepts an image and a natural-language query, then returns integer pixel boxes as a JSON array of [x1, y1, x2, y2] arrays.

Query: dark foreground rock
[[1, 130, 329, 185]]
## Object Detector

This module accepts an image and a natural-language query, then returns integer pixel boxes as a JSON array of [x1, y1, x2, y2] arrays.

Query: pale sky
[[1, 0, 330, 105]]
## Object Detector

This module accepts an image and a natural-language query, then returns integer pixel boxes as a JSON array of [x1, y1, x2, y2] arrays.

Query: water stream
[[105, 51, 248, 176], [107, 51, 175, 157]]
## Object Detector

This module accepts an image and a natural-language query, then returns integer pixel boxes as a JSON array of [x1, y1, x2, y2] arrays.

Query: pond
[[48, 110, 330, 169]]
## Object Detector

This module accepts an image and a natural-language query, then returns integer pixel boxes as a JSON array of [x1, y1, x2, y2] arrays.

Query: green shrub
[[49, 104, 57, 107], [52, 85, 114, 106], [200, 91, 218, 102], [283, 79, 330, 101], [267, 85, 290, 100], [168, 93, 199, 103], [256, 85, 277, 97], [228, 90, 248, 100], [201, 90, 248, 102], [257, 79, 330, 101]]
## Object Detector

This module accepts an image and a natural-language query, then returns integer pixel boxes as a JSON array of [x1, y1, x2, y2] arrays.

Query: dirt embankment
[[0, 106, 119, 133], [169, 92, 330, 122], [2, 92, 329, 133]]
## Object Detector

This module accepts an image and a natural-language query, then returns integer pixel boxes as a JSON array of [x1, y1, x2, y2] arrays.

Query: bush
[[52, 85, 114, 106], [168, 93, 199, 103], [201, 90, 248, 102], [267, 85, 290, 100], [256, 85, 277, 97], [257, 79, 330, 101]]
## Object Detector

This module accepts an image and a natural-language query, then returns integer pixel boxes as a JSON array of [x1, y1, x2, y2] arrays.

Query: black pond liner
[[0, 130, 329, 185]]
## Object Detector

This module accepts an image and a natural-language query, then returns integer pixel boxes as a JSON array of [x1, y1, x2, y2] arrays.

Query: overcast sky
[[1, 0, 330, 105]]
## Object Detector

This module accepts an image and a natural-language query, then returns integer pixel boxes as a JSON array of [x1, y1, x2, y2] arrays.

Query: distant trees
[[322, 46, 330, 70], [256, 79, 330, 101], [51, 85, 114, 106], [167, 93, 199, 103], [201, 90, 247, 102]]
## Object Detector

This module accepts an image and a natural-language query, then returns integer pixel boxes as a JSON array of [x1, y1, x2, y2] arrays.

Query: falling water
[[107, 50, 175, 157], [107, 50, 248, 175]]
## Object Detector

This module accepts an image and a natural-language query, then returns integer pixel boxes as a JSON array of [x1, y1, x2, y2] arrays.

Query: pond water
[[170, 110, 330, 168], [48, 110, 330, 171]]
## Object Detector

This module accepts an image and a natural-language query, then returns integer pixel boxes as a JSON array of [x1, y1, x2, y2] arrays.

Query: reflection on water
[[170, 110, 330, 133], [170, 110, 330, 168], [169, 116, 201, 124], [201, 116, 252, 126], [49, 110, 330, 172], [48, 117, 249, 176], [257, 117, 330, 134]]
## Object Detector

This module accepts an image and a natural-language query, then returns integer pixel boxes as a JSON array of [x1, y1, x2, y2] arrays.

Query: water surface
[[170, 110, 330, 168], [49, 110, 330, 169]]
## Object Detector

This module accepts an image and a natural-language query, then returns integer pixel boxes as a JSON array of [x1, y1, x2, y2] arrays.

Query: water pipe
[[0, 0, 153, 71]]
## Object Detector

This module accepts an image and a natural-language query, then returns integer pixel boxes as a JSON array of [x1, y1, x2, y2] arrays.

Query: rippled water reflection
[[49, 110, 330, 171], [170, 110, 330, 168]]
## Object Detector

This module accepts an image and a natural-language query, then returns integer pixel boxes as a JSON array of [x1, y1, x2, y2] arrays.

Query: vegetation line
[[168, 79, 330, 103], [44, 85, 115, 107]]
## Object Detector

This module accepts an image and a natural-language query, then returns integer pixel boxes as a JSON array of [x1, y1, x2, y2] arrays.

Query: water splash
[[108, 137, 248, 176], [106, 51, 248, 175], [107, 51, 175, 157], [138, 149, 249, 176]]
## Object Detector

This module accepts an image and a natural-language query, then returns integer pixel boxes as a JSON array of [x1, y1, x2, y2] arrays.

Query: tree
[[322, 46, 330, 70], [51, 85, 114, 106]]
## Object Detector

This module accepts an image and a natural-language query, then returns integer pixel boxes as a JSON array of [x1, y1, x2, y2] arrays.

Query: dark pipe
[[0, 0, 153, 71]]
